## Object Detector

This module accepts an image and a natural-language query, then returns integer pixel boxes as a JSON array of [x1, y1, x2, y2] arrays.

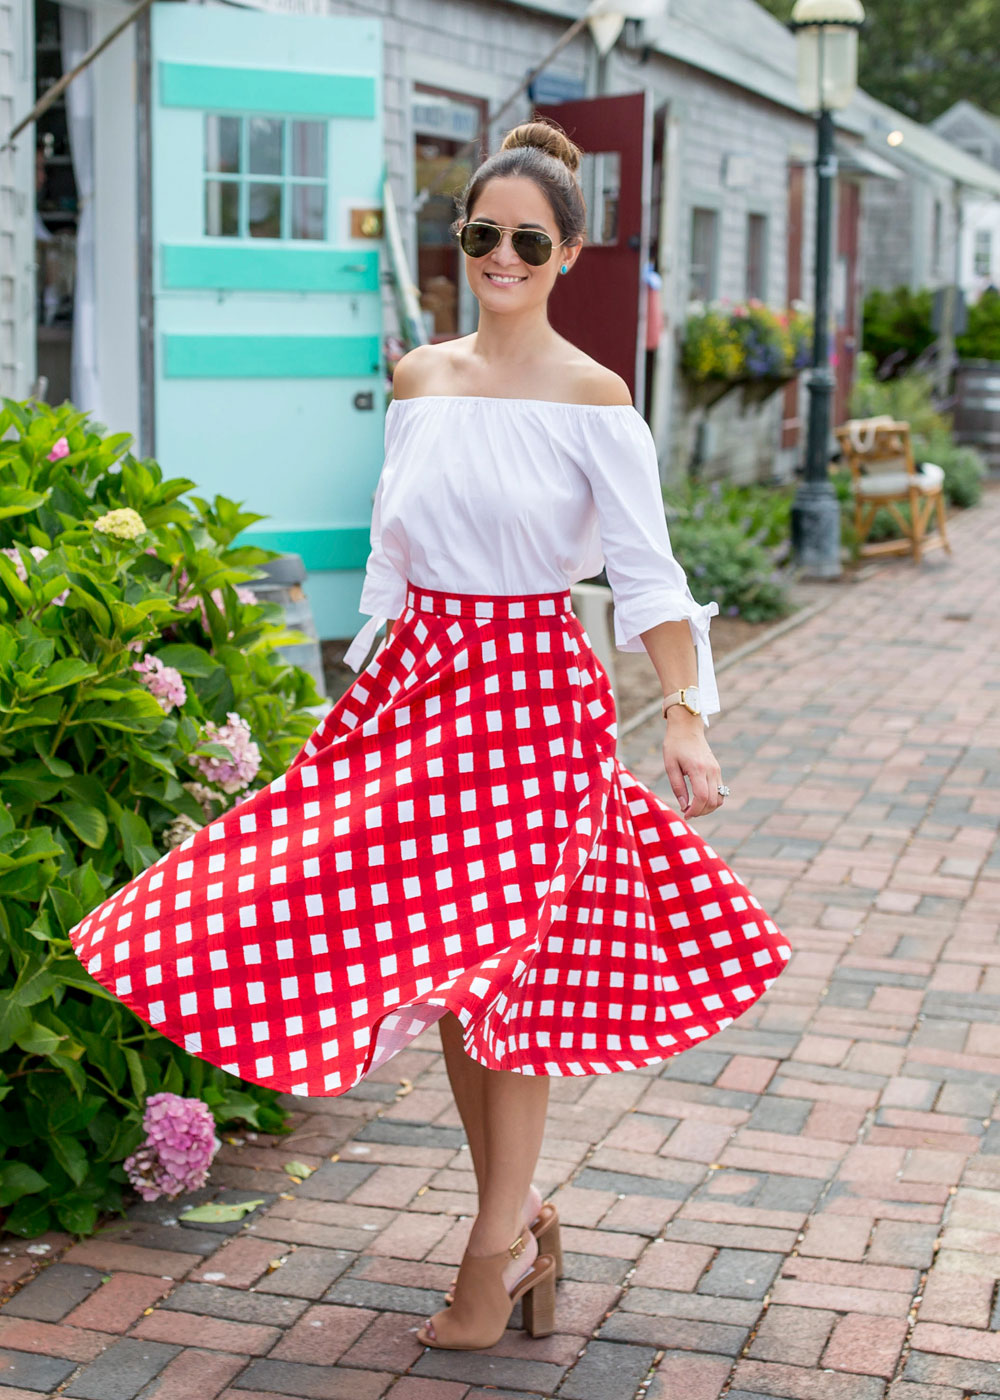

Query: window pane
[[292, 122, 326, 178], [746, 213, 767, 301], [689, 208, 718, 302], [248, 183, 282, 238], [975, 229, 992, 277], [291, 184, 325, 240], [249, 119, 284, 176], [206, 116, 241, 174], [205, 180, 239, 237], [579, 151, 620, 246]]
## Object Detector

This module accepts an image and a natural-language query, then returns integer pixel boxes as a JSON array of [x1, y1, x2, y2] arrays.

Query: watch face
[[683, 686, 701, 714]]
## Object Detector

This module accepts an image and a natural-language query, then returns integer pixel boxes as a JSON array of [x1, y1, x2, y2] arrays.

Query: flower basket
[[739, 374, 797, 408], [681, 300, 812, 407], [686, 377, 742, 411]]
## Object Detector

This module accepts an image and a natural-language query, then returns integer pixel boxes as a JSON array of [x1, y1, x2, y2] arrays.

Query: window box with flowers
[[681, 300, 813, 409]]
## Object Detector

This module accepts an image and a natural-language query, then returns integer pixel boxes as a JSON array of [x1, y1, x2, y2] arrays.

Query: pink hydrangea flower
[[133, 653, 187, 712], [1, 545, 68, 605], [192, 712, 261, 794], [124, 1092, 220, 1202], [47, 437, 70, 462]]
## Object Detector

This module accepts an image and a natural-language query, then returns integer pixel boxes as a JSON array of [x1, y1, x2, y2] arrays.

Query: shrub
[[920, 433, 988, 508], [666, 481, 793, 623], [848, 353, 950, 441], [862, 286, 934, 375], [0, 398, 321, 1237], [956, 287, 1000, 361]]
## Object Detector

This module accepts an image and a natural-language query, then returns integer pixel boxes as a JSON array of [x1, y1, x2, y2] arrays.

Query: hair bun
[[500, 118, 582, 175]]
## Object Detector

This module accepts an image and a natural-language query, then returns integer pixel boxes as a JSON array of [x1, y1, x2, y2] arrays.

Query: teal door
[[151, 3, 384, 637]]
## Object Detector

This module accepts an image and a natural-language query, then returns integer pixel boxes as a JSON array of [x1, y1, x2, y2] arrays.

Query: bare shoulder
[[566, 357, 633, 407], [390, 338, 476, 399], [389, 345, 438, 400]]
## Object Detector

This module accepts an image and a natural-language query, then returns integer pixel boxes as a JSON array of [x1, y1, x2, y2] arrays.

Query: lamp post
[[789, 0, 865, 578]]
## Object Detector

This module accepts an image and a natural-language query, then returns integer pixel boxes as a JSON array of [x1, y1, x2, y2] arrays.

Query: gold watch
[[662, 685, 701, 719]]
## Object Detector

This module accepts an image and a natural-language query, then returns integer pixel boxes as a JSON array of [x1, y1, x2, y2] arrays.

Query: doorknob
[[354, 391, 375, 410], [627, 234, 641, 251]]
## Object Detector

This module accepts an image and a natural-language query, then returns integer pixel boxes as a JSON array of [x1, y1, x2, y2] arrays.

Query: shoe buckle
[[508, 1231, 526, 1260]]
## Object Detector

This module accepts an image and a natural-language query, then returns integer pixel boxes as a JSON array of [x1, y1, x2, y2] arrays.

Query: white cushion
[[853, 462, 945, 497]]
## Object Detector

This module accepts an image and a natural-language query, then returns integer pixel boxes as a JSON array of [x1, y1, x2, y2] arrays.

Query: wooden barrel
[[247, 553, 327, 698], [954, 361, 1000, 471]]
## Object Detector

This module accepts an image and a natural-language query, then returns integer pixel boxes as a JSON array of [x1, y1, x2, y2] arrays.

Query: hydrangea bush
[[0, 397, 321, 1237]]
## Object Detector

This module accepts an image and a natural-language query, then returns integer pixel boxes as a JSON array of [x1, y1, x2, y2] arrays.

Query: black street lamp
[[789, 0, 865, 578]]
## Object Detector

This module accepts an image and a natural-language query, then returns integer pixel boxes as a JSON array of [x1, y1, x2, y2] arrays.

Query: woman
[[70, 119, 790, 1353]]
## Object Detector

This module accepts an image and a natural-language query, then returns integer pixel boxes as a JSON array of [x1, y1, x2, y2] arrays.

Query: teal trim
[[162, 245, 379, 292], [164, 334, 380, 378], [243, 527, 371, 571], [160, 62, 376, 118]]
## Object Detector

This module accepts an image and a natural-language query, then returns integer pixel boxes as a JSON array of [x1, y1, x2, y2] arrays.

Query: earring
[[560, 264, 568, 275]]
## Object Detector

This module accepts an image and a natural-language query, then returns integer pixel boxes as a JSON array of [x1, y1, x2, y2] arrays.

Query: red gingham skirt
[[70, 581, 791, 1097]]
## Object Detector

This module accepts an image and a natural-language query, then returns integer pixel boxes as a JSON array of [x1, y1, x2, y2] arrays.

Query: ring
[[717, 784, 730, 797]]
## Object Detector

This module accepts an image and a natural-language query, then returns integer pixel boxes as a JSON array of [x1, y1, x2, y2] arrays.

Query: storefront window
[[413, 88, 487, 340]]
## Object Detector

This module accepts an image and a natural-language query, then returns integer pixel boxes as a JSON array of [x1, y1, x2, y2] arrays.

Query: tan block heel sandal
[[417, 1227, 557, 1351]]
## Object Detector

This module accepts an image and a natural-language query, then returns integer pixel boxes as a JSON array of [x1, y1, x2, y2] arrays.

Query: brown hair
[[451, 117, 588, 250]]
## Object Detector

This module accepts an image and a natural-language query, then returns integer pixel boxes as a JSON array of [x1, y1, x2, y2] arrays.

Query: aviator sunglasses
[[458, 221, 567, 267]]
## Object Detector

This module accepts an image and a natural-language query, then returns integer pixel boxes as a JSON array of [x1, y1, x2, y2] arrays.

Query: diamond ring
[[717, 784, 730, 798]]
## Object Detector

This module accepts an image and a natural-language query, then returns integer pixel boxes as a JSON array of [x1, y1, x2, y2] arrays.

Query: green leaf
[[3, 1194, 52, 1238], [56, 1196, 98, 1236], [153, 643, 219, 677], [14, 1019, 63, 1056], [33, 736, 74, 777], [0, 486, 49, 520], [0, 1161, 49, 1206], [48, 800, 108, 850], [283, 1160, 314, 1180], [51, 1133, 88, 1187], [178, 1198, 266, 1223], [0, 1001, 31, 1054], [122, 1046, 146, 1102], [0, 827, 63, 868], [211, 1090, 262, 1129], [118, 809, 156, 876], [29, 658, 99, 696], [11, 961, 59, 1008]]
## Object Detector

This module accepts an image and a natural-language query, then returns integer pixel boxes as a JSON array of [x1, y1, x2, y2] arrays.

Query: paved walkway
[[2, 491, 1000, 1400]]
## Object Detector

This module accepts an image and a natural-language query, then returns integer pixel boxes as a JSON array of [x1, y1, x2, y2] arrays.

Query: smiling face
[[461, 175, 580, 312]]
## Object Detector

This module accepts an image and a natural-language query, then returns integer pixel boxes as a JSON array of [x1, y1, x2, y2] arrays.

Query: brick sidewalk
[[2, 490, 1000, 1400]]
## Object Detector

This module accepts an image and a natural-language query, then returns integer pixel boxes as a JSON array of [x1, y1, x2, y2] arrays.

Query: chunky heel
[[444, 1200, 562, 1306], [534, 1205, 563, 1278], [521, 1254, 557, 1338]]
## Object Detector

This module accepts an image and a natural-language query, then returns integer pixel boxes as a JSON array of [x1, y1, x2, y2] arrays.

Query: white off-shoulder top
[[344, 395, 720, 716]]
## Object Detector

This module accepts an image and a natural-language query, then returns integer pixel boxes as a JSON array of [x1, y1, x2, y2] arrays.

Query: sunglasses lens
[[512, 231, 553, 266], [460, 223, 501, 258]]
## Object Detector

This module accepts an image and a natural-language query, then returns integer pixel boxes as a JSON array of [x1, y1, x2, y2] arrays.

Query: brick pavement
[[2, 488, 1000, 1400]]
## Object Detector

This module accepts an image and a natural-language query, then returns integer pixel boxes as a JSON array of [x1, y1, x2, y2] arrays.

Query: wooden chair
[[834, 417, 951, 561]]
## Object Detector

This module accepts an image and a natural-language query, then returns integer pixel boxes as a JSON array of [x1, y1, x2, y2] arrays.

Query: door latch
[[354, 391, 375, 411]]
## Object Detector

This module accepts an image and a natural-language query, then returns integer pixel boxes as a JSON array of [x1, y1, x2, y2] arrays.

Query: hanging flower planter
[[681, 300, 813, 407]]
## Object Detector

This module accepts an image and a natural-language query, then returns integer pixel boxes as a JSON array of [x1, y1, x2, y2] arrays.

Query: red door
[[834, 178, 860, 428], [533, 93, 650, 415]]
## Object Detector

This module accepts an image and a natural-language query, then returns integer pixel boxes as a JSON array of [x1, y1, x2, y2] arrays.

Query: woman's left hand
[[661, 713, 724, 818]]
